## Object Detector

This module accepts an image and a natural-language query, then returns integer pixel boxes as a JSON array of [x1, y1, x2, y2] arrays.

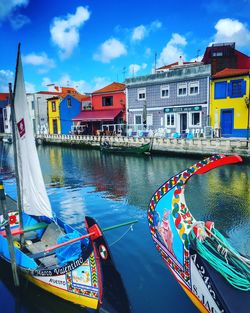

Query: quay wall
[[37, 134, 250, 158]]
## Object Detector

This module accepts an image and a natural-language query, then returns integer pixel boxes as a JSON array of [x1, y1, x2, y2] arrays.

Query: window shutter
[[241, 80, 246, 97], [228, 81, 232, 98]]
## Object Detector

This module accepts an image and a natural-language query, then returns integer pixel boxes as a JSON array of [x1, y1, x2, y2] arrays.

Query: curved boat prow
[[148, 154, 249, 313], [194, 155, 242, 175], [85, 216, 133, 313]]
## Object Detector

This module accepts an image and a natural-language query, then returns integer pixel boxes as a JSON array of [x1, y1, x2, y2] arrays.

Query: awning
[[72, 109, 122, 122]]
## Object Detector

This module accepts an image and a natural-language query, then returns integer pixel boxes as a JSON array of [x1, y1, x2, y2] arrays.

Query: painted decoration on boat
[[148, 154, 249, 313]]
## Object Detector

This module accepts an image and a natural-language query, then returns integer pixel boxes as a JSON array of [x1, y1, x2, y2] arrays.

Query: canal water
[[0, 143, 249, 313]]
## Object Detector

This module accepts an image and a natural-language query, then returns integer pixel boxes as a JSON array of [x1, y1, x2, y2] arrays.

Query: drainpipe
[[245, 76, 250, 149], [206, 75, 210, 126]]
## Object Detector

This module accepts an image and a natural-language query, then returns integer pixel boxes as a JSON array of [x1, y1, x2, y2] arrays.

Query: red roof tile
[[37, 91, 61, 95], [61, 87, 79, 94], [212, 68, 250, 79], [73, 109, 122, 122], [157, 61, 197, 70], [92, 82, 125, 94]]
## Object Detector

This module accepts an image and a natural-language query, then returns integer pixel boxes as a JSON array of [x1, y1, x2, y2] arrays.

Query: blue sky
[[0, 0, 250, 93]]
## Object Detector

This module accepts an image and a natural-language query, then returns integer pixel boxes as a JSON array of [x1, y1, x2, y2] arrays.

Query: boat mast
[[9, 43, 24, 240]]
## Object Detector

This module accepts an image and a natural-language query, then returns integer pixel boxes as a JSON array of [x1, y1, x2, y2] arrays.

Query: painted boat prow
[[85, 216, 133, 313], [148, 154, 249, 313]]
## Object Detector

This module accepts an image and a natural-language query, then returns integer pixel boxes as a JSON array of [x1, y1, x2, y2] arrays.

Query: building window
[[190, 112, 201, 127], [135, 115, 142, 125], [177, 83, 187, 96], [31, 100, 35, 110], [137, 88, 146, 100], [52, 101, 56, 112], [161, 85, 169, 98], [165, 113, 175, 127], [102, 96, 113, 106], [82, 101, 92, 110], [212, 51, 223, 57], [229, 79, 246, 98], [189, 81, 199, 95], [67, 97, 72, 108], [214, 81, 227, 99]]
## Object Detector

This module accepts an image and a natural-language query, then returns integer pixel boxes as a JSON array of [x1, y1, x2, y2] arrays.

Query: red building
[[73, 82, 126, 135], [202, 42, 250, 75]]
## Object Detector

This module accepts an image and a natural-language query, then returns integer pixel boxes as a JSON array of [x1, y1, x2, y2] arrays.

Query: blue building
[[60, 95, 82, 134]]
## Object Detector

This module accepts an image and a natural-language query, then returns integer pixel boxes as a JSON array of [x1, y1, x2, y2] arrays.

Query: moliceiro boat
[[101, 140, 151, 155], [148, 154, 250, 313], [0, 44, 132, 312]]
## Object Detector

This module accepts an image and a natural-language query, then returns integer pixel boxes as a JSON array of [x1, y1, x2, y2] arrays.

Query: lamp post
[[143, 100, 147, 130], [244, 95, 250, 149]]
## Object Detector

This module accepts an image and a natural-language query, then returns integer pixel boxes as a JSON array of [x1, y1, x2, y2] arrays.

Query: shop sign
[[164, 106, 202, 113]]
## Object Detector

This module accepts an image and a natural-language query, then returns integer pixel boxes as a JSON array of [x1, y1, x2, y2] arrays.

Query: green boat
[[100, 141, 151, 155]]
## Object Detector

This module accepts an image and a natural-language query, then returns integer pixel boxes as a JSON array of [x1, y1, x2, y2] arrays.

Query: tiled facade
[[125, 64, 211, 136]]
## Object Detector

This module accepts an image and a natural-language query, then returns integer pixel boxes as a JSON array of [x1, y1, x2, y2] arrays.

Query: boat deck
[[25, 223, 63, 268]]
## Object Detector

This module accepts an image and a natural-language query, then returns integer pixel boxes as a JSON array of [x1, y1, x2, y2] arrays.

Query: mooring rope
[[189, 225, 250, 291]]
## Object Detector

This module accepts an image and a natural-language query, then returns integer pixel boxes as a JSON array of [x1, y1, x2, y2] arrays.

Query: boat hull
[[23, 270, 99, 309], [101, 142, 151, 155]]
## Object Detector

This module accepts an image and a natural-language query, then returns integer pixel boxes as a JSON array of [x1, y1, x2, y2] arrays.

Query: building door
[[221, 109, 233, 137], [52, 119, 58, 134], [180, 113, 187, 133]]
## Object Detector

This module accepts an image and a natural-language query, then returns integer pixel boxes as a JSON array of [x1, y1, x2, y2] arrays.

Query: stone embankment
[[37, 134, 250, 158]]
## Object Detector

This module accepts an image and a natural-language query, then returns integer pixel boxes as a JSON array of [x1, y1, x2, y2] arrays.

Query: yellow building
[[47, 96, 61, 134], [210, 68, 250, 137]]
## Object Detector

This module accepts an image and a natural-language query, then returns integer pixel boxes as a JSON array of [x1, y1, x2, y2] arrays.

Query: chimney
[[178, 56, 183, 66]]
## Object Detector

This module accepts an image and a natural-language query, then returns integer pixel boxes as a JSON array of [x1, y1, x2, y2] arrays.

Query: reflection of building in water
[[80, 150, 128, 200], [186, 164, 250, 234], [49, 148, 64, 186]]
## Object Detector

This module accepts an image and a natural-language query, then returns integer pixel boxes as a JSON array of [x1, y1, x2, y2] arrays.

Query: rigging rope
[[189, 226, 250, 291], [109, 225, 133, 247]]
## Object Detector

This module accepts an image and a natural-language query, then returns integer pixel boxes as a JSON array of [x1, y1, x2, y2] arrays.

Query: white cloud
[[0, 69, 35, 93], [50, 6, 90, 59], [41, 75, 111, 93], [42, 74, 89, 93], [128, 63, 147, 75], [92, 77, 111, 91], [213, 18, 250, 47], [9, 13, 30, 29], [0, 0, 30, 29], [0, 0, 29, 20], [93, 38, 127, 63], [131, 20, 162, 42], [23, 52, 55, 73], [0, 69, 14, 92], [157, 33, 187, 67], [132, 25, 146, 41], [25, 81, 36, 93]]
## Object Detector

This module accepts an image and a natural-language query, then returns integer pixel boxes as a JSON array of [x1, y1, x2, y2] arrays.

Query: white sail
[[13, 50, 53, 218]]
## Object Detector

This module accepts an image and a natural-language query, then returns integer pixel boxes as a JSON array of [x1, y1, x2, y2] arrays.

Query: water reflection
[[0, 143, 249, 313]]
